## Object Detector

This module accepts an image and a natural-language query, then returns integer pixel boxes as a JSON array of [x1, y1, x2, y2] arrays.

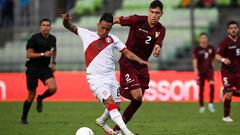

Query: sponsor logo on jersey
[[138, 28, 148, 33], [229, 45, 236, 49]]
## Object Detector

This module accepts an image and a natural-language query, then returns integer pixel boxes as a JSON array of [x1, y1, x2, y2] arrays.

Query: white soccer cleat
[[199, 106, 205, 113], [222, 116, 233, 122], [95, 118, 115, 135], [208, 103, 215, 113]]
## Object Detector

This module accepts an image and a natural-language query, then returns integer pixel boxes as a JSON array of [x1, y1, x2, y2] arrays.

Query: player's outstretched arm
[[60, 12, 78, 35], [121, 48, 150, 66], [215, 54, 231, 65]]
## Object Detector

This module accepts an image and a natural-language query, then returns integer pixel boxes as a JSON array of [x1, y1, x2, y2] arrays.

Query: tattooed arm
[[60, 13, 78, 35]]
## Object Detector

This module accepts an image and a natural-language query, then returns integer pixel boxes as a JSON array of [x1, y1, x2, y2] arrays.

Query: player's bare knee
[[49, 86, 57, 93], [225, 92, 233, 99], [209, 80, 214, 85], [133, 95, 143, 101], [27, 91, 36, 101]]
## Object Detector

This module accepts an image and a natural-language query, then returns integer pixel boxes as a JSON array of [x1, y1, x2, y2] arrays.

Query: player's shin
[[21, 100, 32, 121], [224, 98, 232, 117], [107, 103, 133, 135]]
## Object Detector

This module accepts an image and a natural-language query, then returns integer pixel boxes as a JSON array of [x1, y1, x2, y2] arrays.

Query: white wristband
[[221, 58, 225, 63], [40, 53, 44, 56]]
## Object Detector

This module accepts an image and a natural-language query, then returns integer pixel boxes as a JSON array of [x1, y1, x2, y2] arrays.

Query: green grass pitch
[[0, 102, 239, 135]]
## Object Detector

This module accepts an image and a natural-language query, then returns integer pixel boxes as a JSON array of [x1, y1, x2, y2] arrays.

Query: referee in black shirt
[[21, 18, 57, 124]]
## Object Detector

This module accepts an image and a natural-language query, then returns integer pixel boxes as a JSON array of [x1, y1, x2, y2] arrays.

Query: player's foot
[[222, 116, 233, 122], [208, 103, 215, 113], [20, 118, 28, 124], [95, 118, 115, 135], [36, 96, 43, 113], [220, 88, 225, 102], [199, 106, 205, 113], [113, 130, 122, 135]]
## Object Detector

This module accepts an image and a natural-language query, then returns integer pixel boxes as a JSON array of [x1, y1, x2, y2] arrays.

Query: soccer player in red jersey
[[111, 0, 166, 132], [192, 32, 216, 113], [215, 21, 240, 122]]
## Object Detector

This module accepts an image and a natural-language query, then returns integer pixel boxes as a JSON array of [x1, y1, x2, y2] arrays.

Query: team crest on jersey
[[105, 37, 112, 43], [97, 43, 102, 49], [155, 32, 160, 38], [208, 48, 212, 54]]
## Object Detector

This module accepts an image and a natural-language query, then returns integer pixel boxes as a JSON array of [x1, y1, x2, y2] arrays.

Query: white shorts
[[87, 77, 121, 103]]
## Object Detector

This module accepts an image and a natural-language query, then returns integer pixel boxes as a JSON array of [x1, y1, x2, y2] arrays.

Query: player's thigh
[[45, 78, 57, 91], [221, 72, 234, 92], [109, 81, 121, 103], [39, 68, 55, 87], [120, 65, 141, 90], [25, 68, 38, 91], [207, 71, 214, 84], [95, 86, 112, 103], [137, 68, 150, 90], [198, 75, 206, 87]]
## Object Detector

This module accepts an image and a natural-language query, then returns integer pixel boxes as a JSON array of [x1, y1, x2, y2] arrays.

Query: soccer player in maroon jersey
[[215, 21, 240, 122], [111, 0, 166, 132], [192, 32, 216, 113]]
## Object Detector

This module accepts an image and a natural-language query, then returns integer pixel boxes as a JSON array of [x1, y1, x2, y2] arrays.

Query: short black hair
[[227, 20, 239, 28], [199, 32, 208, 37], [149, 0, 163, 11], [99, 12, 113, 24], [40, 18, 51, 25]]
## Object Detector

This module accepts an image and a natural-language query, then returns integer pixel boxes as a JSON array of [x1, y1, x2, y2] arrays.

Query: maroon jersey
[[217, 36, 240, 73], [193, 45, 215, 74], [118, 15, 166, 68]]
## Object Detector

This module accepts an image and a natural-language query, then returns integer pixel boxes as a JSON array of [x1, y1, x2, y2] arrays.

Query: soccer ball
[[75, 127, 94, 135]]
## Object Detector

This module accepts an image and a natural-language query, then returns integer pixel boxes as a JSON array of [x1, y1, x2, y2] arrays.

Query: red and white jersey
[[77, 27, 126, 78]]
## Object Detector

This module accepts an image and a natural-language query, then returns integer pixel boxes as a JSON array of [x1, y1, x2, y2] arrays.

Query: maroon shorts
[[198, 71, 214, 86], [119, 64, 149, 100], [221, 70, 240, 92]]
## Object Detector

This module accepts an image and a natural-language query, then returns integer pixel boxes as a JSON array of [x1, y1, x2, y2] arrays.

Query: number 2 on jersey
[[145, 36, 152, 44]]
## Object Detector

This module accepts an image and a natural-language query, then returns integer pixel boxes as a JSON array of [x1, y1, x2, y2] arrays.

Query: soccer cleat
[[95, 118, 115, 135], [36, 96, 43, 113], [113, 130, 123, 135], [222, 116, 233, 122], [199, 106, 205, 113], [20, 118, 28, 124], [208, 103, 215, 113], [220, 87, 225, 102]]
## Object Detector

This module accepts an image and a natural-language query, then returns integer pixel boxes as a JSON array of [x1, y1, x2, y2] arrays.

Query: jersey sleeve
[[77, 27, 92, 47], [119, 15, 140, 26], [155, 26, 166, 48], [112, 35, 126, 51], [26, 36, 35, 50]]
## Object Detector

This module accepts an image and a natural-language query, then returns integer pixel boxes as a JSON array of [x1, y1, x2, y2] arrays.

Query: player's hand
[[152, 45, 160, 57], [43, 51, 52, 57], [139, 60, 151, 68], [223, 58, 231, 65], [60, 12, 72, 20]]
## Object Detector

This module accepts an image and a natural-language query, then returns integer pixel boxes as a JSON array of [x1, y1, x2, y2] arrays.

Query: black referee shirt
[[26, 33, 56, 68]]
